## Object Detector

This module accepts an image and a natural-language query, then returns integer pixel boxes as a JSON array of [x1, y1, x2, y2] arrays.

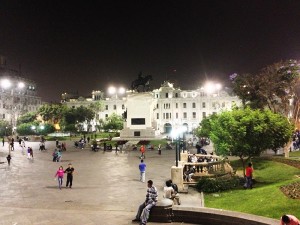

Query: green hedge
[[196, 176, 240, 193]]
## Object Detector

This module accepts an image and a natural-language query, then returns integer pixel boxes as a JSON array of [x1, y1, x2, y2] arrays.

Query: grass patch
[[204, 158, 300, 219], [289, 151, 300, 158]]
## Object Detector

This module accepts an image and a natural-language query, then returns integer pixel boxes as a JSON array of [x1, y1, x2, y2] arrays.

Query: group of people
[[52, 149, 62, 162], [3, 137, 34, 166], [132, 179, 181, 225], [54, 163, 75, 189]]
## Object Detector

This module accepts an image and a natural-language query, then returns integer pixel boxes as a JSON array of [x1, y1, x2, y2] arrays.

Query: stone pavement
[[0, 140, 204, 225]]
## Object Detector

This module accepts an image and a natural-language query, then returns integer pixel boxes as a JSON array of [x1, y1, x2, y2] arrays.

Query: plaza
[[0, 140, 202, 225]]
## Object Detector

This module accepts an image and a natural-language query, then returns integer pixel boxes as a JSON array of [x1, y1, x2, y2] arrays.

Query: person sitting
[[52, 150, 58, 162], [39, 141, 45, 151], [184, 166, 196, 182], [56, 150, 62, 162], [168, 180, 181, 205]]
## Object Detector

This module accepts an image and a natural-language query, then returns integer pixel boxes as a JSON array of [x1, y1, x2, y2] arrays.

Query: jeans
[[135, 201, 156, 225], [140, 171, 145, 182], [58, 177, 63, 189], [245, 176, 252, 188]]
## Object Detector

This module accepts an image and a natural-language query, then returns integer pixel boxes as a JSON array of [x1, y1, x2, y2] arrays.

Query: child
[[54, 166, 64, 189]]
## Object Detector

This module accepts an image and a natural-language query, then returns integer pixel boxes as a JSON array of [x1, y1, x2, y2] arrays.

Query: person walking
[[139, 159, 146, 182], [10, 138, 14, 151], [132, 180, 158, 225], [64, 163, 75, 188], [2, 137, 4, 147], [280, 214, 300, 225], [54, 166, 64, 189], [20, 139, 26, 154], [29, 147, 33, 159], [27, 147, 31, 159], [244, 162, 254, 189], [6, 154, 11, 166], [140, 145, 146, 159], [158, 144, 161, 155]]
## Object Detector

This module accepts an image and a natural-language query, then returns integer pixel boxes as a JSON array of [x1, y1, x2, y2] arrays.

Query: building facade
[[62, 81, 241, 134], [0, 62, 42, 128]]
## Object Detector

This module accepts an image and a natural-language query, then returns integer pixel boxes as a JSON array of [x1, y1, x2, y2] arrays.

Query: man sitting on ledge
[[132, 180, 158, 225]]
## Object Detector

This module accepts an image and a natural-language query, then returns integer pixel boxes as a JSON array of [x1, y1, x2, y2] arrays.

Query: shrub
[[196, 176, 240, 193]]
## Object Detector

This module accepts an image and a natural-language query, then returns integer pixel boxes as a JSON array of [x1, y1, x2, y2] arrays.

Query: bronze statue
[[131, 72, 153, 92]]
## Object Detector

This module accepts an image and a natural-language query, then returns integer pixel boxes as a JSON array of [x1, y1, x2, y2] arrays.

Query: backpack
[[172, 184, 178, 193]]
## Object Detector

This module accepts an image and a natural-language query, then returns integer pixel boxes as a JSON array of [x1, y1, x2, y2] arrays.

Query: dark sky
[[1, 0, 300, 102]]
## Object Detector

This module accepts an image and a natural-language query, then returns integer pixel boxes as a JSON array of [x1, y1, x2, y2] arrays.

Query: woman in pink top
[[55, 166, 64, 189]]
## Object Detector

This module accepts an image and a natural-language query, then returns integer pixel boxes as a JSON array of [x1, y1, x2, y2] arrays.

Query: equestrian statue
[[131, 72, 153, 92]]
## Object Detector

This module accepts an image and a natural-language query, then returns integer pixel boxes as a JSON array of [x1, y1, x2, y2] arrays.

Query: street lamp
[[31, 125, 36, 134], [171, 126, 188, 167], [108, 86, 125, 112], [204, 82, 222, 96], [0, 78, 26, 129]]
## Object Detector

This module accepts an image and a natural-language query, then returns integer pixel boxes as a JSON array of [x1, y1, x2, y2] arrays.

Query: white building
[[62, 81, 241, 134], [0, 63, 42, 129]]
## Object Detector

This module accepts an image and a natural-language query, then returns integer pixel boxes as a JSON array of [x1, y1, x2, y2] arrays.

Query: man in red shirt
[[280, 214, 300, 225], [244, 162, 253, 189]]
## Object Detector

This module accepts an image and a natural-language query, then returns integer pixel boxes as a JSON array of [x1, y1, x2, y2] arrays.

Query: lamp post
[[108, 86, 125, 113], [171, 126, 187, 167], [31, 125, 37, 134], [0, 78, 25, 131], [204, 82, 222, 96]]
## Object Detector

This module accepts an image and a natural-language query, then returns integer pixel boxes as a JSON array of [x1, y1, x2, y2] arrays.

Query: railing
[[182, 154, 229, 183]]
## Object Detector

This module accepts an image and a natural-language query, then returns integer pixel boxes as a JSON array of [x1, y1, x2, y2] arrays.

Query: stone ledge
[[172, 207, 279, 225]]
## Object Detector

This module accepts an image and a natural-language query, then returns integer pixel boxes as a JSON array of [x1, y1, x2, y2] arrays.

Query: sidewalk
[[0, 140, 200, 225]]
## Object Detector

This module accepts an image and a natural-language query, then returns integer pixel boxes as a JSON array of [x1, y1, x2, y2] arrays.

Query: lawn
[[204, 158, 300, 219]]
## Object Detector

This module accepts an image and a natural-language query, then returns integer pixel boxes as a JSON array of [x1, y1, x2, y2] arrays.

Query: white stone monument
[[120, 92, 156, 139]]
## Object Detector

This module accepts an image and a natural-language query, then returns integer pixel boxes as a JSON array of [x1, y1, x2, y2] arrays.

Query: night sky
[[1, 0, 300, 102]]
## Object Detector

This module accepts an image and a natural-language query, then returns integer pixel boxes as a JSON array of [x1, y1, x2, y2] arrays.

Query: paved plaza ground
[[0, 140, 203, 225]]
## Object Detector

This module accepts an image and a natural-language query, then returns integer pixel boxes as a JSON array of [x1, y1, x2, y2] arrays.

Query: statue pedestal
[[120, 92, 155, 139]]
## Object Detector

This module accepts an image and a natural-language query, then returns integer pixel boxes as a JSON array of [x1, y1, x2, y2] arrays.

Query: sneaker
[[132, 218, 140, 222]]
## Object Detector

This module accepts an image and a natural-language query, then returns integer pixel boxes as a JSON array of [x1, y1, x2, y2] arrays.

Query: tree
[[205, 108, 293, 174], [195, 114, 218, 138], [60, 106, 95, 132], [74, 106, 94, 123], [0, 120, 11, 136], [38, 104, 68, 125], [88, 102, 104, 114], [230, 60, 300, 157], [103, 113, 124, 131], [17, 112, 37, 125], [16, 123, 38, 135], [230, 60, 300, 122]]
